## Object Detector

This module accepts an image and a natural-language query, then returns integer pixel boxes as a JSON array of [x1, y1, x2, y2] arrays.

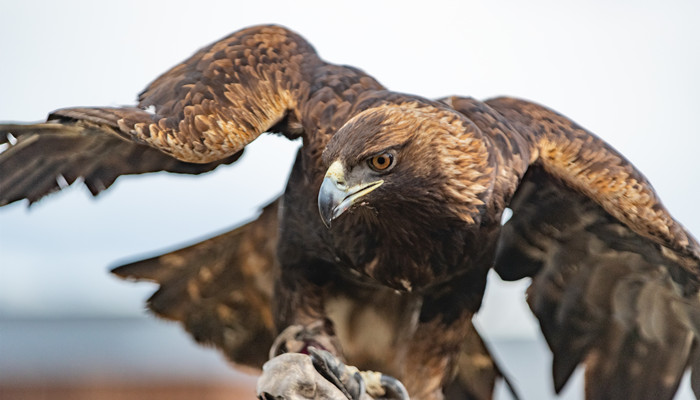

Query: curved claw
[[308, 346, 410, 400], [379, 374, 410, 400], [309, 347, 360, 399]]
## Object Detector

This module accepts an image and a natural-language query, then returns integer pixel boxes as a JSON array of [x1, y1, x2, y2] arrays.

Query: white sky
[[1, 0, 699, 340]]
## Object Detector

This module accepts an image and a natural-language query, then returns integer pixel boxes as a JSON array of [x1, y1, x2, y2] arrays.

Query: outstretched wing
[[0, 119, 242, 205], [112, 199, 280, 370], [0, 25, 347, 206], [483, 97, 700, 399]]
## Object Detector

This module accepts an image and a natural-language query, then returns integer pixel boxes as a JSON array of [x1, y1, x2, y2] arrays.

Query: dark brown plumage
[[1, 25, 699, 400]]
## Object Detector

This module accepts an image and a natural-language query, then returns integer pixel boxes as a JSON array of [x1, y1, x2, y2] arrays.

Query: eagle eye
[[368, 152, 394, 172]]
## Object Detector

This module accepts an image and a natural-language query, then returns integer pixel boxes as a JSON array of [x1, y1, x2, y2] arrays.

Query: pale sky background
[[1, 0, 699, 346]]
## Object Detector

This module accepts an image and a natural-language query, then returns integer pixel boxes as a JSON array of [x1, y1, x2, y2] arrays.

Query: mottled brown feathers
[[112, 200, 280, 369], [0, 119, 240, 205], [1, 24, 699, 400], [487, 97, 700, 264], [0, 24, 376, 206], [493, 165, 699, 397], [133, 25, 322, 163]]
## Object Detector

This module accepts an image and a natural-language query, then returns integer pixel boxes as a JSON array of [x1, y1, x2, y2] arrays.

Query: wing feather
[[509, 167, 697, 396], [448, 96, 700, 399], [487, 97, 700, 265], [0, 121, 241, 205], [112, 200, 281, 370], [130, 25, 323, 163], [0, 25, 385, 207]]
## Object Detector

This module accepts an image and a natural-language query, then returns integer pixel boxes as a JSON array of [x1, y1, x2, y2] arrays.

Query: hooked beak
[[318, 161, 383, 228]]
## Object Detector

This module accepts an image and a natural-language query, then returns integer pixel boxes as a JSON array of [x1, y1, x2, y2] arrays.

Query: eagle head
[[318, 100, 494, 229]]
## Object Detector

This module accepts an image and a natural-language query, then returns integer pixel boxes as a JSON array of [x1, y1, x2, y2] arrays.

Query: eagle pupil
[[369, 153, 393, 171]]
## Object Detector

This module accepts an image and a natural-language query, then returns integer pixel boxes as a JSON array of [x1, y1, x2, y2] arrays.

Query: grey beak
[[318, 175, 348, 228], [317, 161, 383, 229]]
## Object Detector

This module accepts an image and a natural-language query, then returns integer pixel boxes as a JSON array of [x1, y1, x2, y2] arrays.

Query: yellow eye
[[368, 152, 394, 172]]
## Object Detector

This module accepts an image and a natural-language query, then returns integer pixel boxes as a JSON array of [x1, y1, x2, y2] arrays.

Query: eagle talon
[[308, 347, 363, 400], [378, 375, 409, 400], [309, 347, 409, 400]]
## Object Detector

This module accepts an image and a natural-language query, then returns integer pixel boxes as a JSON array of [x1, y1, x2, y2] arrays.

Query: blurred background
[[1, 1, 699, 399]]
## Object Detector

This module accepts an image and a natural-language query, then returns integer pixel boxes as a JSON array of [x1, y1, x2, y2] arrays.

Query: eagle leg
[[269, 319, 345, 360]]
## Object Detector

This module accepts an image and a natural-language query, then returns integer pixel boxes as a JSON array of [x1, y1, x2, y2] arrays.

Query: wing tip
[[110, 257, 164, 282], [551, 347, 585, 394]]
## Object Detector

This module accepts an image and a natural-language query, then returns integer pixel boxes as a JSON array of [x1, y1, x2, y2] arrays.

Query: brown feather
[[112, 200, 280, 370], [481, 97, 700, 397], [0, 121, 241, 205], [132, 25, 322, 163], [487, 97, 700, 266]]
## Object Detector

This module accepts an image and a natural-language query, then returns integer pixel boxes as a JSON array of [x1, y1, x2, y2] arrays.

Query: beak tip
[[318, 175, 341, 229], [320, 214, 332, 229]]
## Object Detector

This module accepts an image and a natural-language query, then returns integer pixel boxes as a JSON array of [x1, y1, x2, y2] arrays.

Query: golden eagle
[[1, 25, 699, 400]]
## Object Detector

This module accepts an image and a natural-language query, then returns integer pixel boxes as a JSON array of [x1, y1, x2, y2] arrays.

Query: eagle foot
[[257, 348, 409, 400], [308, 347, 409, 400]]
